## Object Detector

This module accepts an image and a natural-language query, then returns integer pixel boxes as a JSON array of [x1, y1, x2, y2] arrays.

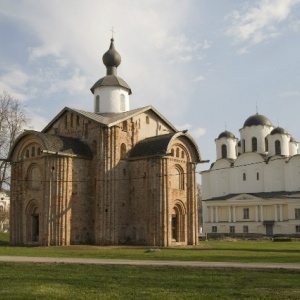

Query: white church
[[201, 113, 300, 237]]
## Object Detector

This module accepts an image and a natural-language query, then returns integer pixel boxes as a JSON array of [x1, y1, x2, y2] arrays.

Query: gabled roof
[[42, 106, 178, 132], [9, 130, 93, 160]]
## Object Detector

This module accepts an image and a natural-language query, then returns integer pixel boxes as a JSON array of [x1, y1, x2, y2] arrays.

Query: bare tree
[[0, 91, 30, 189]]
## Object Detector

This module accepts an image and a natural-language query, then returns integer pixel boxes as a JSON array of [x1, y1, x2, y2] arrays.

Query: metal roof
[[9, 130, 93, 160], [42, 106, 178, 132]]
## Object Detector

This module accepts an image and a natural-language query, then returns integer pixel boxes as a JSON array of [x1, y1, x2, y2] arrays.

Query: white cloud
[[24, 108, 49, 131], [190, 127, 206, 138], [0, 67, 30, 101], [175, 123, 206, 138], [202, 39, 212, 50], [226, 0, 300, 47], [193, 75, 205, 82], [278, 91, 300, 97]]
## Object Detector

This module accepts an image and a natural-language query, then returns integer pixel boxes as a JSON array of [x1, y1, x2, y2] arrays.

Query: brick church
[[9, 38, 203, 246]]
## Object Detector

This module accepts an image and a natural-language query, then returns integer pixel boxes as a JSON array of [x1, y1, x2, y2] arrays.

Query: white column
[[215, 206, 219, 223], [279, 205, 283, 221], [255, 205, 259, 222], [274, 205, 278, 222], [210, 206, 214, 223], [233, 206, 236, 223], [228, 206, 232, 222], [260, 205, 264, 222]]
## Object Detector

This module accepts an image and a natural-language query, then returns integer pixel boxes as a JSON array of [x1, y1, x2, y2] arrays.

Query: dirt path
[[0, 256, 299, 270]]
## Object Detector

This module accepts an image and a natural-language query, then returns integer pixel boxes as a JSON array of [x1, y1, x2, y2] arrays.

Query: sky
[[1, 0, 300, 181]]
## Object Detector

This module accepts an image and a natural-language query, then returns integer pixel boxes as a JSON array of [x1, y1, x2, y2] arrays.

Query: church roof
[[129, 132, 202, 163], [129, 133, 174, 158], [270, 127, 288, 135], [217, 130, 236, 139], [9, 130, 93, 159], [90, 75, 132, 94], [42, 106, 178, 132], [243, 113, 273, 128]]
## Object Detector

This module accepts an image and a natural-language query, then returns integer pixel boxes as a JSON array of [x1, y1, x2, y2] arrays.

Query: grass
[[0, 262, 300, 299], [1, 232, 300, 299], [0, 232, 300, 263]]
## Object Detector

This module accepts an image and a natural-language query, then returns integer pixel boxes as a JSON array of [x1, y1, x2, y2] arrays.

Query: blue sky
[[1, 0, 300, 179]]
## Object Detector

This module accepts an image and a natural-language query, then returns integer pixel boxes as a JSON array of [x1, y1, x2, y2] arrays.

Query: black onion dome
[[102, 38, 121, 67], [270, 127, 288, 135], [243, 113, 273, 128], [217, 130, 236, 139]]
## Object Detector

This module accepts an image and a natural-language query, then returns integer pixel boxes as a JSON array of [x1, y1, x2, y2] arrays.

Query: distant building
[[202, 113, 300, 237], [0, 189, 10, 231], [9, 38, 204, 246]]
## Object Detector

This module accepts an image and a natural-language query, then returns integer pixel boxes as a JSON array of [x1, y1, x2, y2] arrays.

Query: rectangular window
[[230, 226, 235, 233], [243, 225, 248, 233], [257, 172, 259, 180], [295, 209, 300, 220], [243, 208, 249, 219], [296, 226, 300, 233], [212, 226, 217, 233]]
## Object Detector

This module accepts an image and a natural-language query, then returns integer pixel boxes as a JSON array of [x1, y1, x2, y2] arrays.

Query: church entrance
[[26, 201, 40, 243], [171, 202, 186, 243], [32, 212, 39, 242]]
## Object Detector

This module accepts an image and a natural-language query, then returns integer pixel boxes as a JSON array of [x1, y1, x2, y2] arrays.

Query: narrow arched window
[[221, 144, 227, 158], [181, 151, 184, 159], [95, 95, 100, 112], [122, 121, 127, 132], [242, 139, 245, 152], [120, 94, 126, 111], [70, 113, 74, 127], [120, 143, 127, 159], [31, 147, 35, 157], [265, 137, 268, 152], [275, 140, 281, 155], [146, 116, 149, 124], [252, 137, 257, 152], [172, 166, 184, 190], [176, 148, 179, 157], [171, 149, 174, 156]]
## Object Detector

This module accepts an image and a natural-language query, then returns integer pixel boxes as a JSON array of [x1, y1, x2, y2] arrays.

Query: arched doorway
[[25, 201, 40, 243], [171, 202, 186, 243]]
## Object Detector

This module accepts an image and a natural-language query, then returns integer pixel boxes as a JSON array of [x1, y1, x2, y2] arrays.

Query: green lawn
[[0, 262, 300, 299], [1, 232, 300, 299], [1, 232, 300, 263]]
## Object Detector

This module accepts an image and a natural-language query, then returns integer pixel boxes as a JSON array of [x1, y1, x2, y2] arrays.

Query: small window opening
[[221, 144, 227, 158], [252, 137, 257, 152]]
